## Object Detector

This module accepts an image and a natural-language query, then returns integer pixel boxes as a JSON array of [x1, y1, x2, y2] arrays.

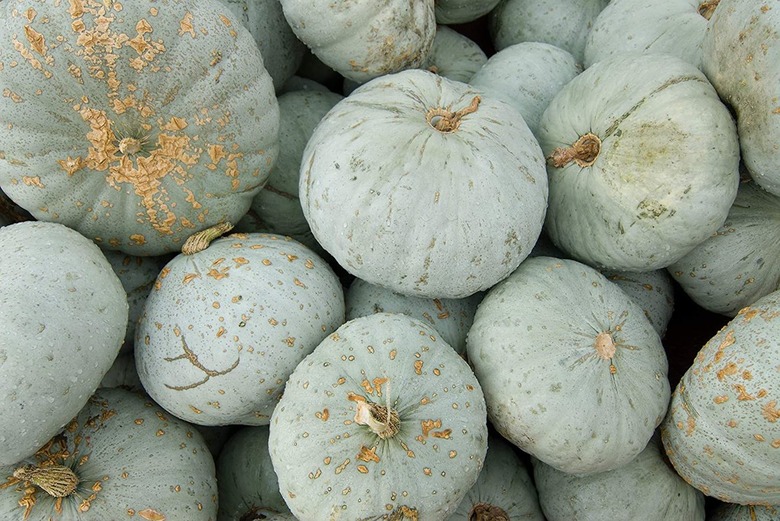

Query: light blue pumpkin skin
[[668, 179, 780, 317], [424, 25, 488, 83], [269, 313, 488, 520], [603, 269, 675, 338], [709, 503, 780, 521], [0, 221, 128, 467], [435, 0, 502, 24], [0, 0, 280, 256], [135, 233, 345, 426], [0, 387, 218, 521], [467, 256, 670, 476]]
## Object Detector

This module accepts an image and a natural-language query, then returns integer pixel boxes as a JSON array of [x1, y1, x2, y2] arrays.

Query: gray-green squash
[[538, 52, 740, 271], [269, 312, 488, 520], [435, 0, 502, 25], [668, 179, 780, 317], [300, 69, 548, 299], [603, 269, 676, 338], [710, 503, 780, 521], [0, 0, 280, 256], [0, 221, 128, 467], [135, 233, 345, 426], [424, 25, 488, 83], [661, 290, 780, 505], [0, 387, 217, 520], [467, 256, 670, 475]]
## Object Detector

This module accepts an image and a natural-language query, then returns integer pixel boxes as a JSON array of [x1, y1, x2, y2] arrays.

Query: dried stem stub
[[427, 96, 481, 133], [182, 221, 234, 255], [469, 503, 510, 521], [698, 0, 720, 20], [548, 132, 602, 168], [13, 464, 79, 497]]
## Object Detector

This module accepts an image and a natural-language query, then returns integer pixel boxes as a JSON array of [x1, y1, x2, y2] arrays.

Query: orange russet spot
[[763, 401, 780, 422], [414, 360, 423, 375], [315, 408, 330, 421], [714, 395, 729, 404], [357, 445, 380, 463], [139, 509, 167, 521]]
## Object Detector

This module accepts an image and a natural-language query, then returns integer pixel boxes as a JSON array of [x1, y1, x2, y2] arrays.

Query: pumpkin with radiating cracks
[[0, 387, 217, 520], [269, 312, 488, 520], [538, 52, 740, 271], [661, 289, 780, 505], [300, 69, 548, 299], [0, 0, 279, 256], [0, 221, 127, 467], [702, 0, 780, 197], [467, 256, 670, 475]]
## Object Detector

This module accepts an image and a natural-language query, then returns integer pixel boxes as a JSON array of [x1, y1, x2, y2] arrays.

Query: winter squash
[[0, 0, 280, 256], [466, 256, 670, 475], [435, 0, 502, 25], [216, 426, 291, 521], [448, 432, 545, 520], [489, 0, 610, 64], [424, 26, 488, 83], [532, 435, 706, 521], [710, 503, 780, 521], [268, 312, 488, 519], [135, 233, 345, 426], [603, 269, 675, 337], [279, 0, 436, 83], [661, 289, 780, 505], [0, 387, 217, 520], [100, 351, 143, 390], [220, 0, 306, 91], [345, 277, 481, 357], [538, 52, 740, 271], [584, 0, 721, 69], [469, 42, 579, 137], [702, 0, 780, 196], [300, 69, 548, 299], [0, 221, 128, 467], [668, 179, 780, 317]]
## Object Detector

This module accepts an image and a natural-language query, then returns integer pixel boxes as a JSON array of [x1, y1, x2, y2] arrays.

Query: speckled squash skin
[[532, 436, 706, 521], [448, 432, 545, 520], [603, 269, 675, 338], [469, 41, 579, 137], [538, 53, 740, 271], [710, 503, 780, 521], [300, 69, 548, 299], [269, 312, 488, 520], [466, 256, 670, 475], [0, 387, 217, 520], [424, 26, 487, 83], [661, 290, 780, 505], [584, 0, 720, 69], [279, 0, 436, 83], [668, 180, 780, 317], [434, 0, 501, 24], [135, 233, 345, 426], [702, 0, 780, 197], [489, 0, 610, 64], [345, 277, 481, 357], [216, 426, 291, 521], [220, 0, 306, 91], [0, 0, 280, 256], [236, 89, 343, 254], [0, 221, 128, 467]]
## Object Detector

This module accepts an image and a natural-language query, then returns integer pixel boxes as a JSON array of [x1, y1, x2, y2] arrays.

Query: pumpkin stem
[[427, 96, 481, 133], [182, 222, 234, 255], [698, 0, 720, 20], [594, 331, 617, 360], [118, 137, 143, 155], [548, 132, 601, 168], [13, 464, 79, 498], [354, 400, 400, 439], [469, 503, 510, 521]]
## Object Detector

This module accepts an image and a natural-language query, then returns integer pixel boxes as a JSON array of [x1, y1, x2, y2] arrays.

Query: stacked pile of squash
[[0, 0, 778, 519]]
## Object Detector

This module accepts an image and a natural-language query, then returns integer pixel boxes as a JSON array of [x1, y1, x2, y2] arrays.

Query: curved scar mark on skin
[[163, 334, 239, 391]]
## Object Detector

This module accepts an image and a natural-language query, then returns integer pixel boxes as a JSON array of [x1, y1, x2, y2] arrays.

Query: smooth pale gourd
[[448, 433, 545, 520], [0, 221, 127, 467], [279, 0, 436, 83], [702, 0, 780, 196], [538, 53, 740, 271], [300, 69, 548, 299], [269, 313, 488, 520], [435, 0, 502, 25], [661, 290, 780, 505], [668, 176, 780, 317], [469, 42, 579, 137], [0, 388, 217, 520], [467, 256, 670, 475], [533, 436, 706, 521], [0, 0, 280, 255], [135, 233, 345, 426], [584, 0, 722, 69], [424, 26, 488, 83]]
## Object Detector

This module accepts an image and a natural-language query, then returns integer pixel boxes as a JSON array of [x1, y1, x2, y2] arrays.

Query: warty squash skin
[[467, 256, 671, 476], [0, 387, 218, 520], [300, 69, 548, 299], [661, 290, 780, 506], [0, 0, 280, 256], [135, 233, 345, 426], [538, 52, 740, 271], [0, 221, 128, 467], [269, 312, 488, 520]]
